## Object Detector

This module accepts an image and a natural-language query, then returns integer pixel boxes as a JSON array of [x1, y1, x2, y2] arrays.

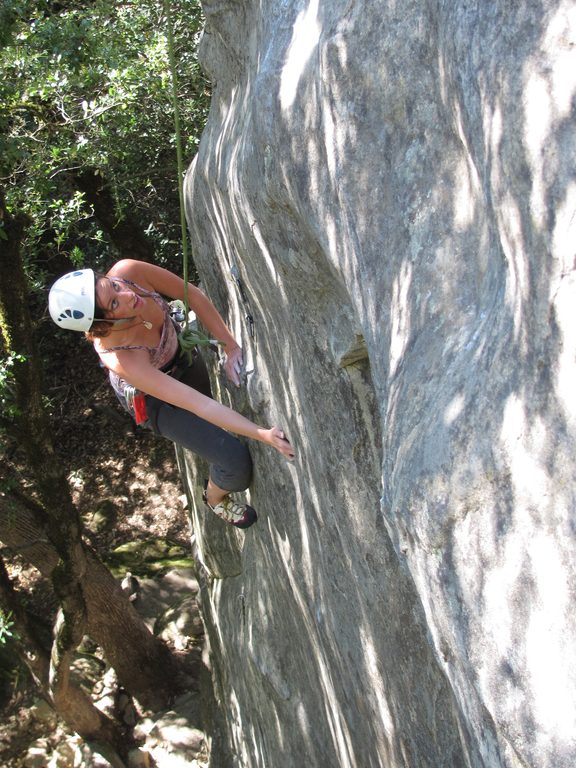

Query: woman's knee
[[211, 441, 253, 492]]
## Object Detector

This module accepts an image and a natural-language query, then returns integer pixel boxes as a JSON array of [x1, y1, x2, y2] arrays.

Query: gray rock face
[[181, 1, 576, 766]]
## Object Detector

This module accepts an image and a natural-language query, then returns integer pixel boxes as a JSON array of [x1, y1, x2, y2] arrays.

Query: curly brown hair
[[85, 320, 113, 341]]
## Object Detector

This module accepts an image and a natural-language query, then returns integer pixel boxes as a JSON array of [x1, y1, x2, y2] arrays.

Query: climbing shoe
[[202, 483, 257, 529]]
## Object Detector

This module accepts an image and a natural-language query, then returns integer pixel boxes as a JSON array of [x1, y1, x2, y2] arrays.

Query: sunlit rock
[[181, 1, 576, 765]]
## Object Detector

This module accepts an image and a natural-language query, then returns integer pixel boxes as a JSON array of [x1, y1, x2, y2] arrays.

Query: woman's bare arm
[[101, 347, 295, 460]]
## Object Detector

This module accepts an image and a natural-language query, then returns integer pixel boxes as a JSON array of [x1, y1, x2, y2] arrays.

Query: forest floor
[[46, 332, 187, 551], [0, 332, 201, 766]]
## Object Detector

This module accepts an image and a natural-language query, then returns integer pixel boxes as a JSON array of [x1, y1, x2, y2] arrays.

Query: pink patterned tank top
[[98, 279, 179, 400]]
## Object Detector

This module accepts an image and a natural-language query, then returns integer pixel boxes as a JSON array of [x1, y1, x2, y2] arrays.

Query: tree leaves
[[1, 0, 210, 274]]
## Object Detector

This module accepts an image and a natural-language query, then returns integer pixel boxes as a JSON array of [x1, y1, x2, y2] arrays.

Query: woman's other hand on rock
[[267, 427, 295, 460], [224, 345, 243, 387]]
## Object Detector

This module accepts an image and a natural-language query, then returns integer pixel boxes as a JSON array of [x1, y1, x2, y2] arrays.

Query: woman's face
[[95, 277, 144, 319]]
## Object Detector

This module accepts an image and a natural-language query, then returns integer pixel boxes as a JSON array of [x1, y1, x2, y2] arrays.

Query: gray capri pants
[[143, 351, 253, 492]]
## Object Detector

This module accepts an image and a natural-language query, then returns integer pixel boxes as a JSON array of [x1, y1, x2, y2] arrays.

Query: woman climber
[[48, 258, 295, 529]]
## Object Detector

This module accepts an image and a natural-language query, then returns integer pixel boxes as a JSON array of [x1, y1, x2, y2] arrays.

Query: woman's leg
[[205, 478, 232, 506], [145, 352, 253, 492], [146, 397, 253, 491]]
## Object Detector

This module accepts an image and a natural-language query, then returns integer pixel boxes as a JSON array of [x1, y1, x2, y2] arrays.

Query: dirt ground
[[44, 330, 189, 547]]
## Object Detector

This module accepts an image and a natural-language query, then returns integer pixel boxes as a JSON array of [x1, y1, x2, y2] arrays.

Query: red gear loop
[[133, 393, 148, 425]]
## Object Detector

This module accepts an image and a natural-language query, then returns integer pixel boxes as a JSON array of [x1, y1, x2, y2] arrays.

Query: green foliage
[[0, 610, 17, 645], [1, 0, 210, 274], [0, 353, 26, 422]]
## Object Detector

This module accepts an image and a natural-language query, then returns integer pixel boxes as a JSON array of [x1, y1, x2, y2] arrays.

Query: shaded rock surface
[[181, 1, 576, 767]]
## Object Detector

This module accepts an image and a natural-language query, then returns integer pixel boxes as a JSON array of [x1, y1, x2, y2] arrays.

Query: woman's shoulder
[[107, 258, 150, 284], [108, 260, 184, 300], [107, 259, 176, 301]]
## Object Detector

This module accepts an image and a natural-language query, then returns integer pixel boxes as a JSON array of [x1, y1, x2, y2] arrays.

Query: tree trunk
[[0, 492, 181, 709], [74, 169, 156, 262], [0, 554, 134, 758], [0, 555, 51, 689]]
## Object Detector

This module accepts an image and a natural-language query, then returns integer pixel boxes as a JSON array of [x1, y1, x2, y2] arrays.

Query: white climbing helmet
[[48, 269, 96, 332]]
